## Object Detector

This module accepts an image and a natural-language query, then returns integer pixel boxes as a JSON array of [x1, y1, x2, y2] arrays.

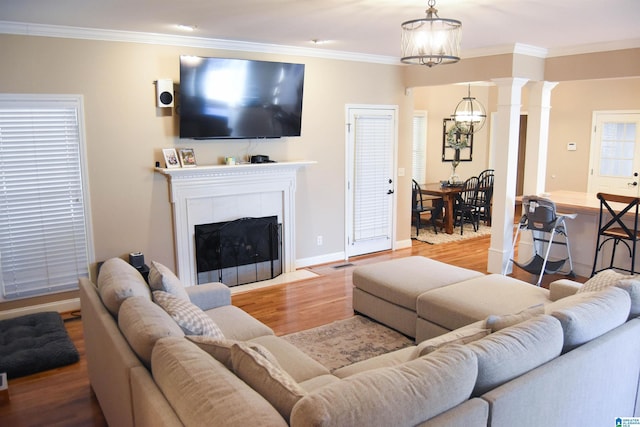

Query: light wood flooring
[[0, 234, 585, 426]]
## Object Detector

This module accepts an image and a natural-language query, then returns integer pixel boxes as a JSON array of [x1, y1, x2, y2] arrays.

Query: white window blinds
[[0, 95, 91, 300], [352, 113, 393, 242]]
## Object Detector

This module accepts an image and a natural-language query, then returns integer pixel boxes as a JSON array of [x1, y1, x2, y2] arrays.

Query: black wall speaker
[[156, 79, 174, 108]]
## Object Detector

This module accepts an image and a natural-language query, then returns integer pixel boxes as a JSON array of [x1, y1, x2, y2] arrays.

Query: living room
[[1, 1, 640, 424]]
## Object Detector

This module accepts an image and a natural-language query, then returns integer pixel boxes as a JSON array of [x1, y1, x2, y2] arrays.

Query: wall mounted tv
[[179, 55, 305, 139]]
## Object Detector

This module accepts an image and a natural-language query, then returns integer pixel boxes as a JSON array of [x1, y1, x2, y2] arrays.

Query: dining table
[[419, 182, 465, 234]]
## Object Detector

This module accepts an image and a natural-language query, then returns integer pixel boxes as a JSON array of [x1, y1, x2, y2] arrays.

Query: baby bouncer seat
[[505, 195, 577, 286]]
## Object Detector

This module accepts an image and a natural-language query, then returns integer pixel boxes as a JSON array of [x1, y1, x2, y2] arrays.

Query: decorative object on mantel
[[178, 148, 197, 167], [162, 148, 180, 168], [400, 0, 462, 67], [452, 84, 486, 136]]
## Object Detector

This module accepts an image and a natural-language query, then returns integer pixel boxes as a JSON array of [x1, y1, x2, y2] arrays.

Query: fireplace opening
[[194, 216, 282, 287]]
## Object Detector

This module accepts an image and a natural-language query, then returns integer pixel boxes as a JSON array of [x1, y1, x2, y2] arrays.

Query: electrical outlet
[[317, 236, 323, 246]]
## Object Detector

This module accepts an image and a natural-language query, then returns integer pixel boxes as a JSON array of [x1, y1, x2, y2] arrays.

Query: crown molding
[[0, 20, 399, 65], [2, 20, 638, 65]]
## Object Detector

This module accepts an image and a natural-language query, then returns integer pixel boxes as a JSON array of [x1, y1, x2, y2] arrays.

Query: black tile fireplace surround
[[195, 216, 282, 287]]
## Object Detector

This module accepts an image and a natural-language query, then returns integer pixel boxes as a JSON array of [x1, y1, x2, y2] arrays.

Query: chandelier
[[452, 84, 486, 135], [400, 0, 462, 67]]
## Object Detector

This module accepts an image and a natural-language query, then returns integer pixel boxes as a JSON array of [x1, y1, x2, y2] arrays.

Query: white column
[[487, 78, 529, 274], [523, 81, 559, 196]]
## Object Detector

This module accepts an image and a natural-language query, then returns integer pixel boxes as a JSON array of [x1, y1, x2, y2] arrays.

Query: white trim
[[0, 20, 398, 65], [0, 298, 80, 320], [3, 20, 638, 65], [296, 252, 346, 269]]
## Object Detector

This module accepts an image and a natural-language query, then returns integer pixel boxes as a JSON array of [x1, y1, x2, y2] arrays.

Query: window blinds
[[0, 96, 90, 300], [352, 113, 393, 242]]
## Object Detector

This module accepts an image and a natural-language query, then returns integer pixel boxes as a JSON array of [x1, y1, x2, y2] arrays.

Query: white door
[[588, 112, 640, 196], [346, 106, 397, 257]]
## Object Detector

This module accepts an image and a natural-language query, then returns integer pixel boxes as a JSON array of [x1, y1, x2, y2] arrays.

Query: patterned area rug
[[413, 223, 492, 245], [0, 312, 79, 379], [282, 316, 413, 372]]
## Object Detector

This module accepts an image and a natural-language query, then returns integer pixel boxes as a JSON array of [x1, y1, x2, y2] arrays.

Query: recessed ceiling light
[[176, 24, 197, 32], [310, 39, 331, 45]]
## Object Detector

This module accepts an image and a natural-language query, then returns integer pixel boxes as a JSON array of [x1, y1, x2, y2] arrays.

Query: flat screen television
[[179, 55, 305, 139]]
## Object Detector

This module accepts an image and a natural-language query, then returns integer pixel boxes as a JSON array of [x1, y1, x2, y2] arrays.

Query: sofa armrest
[[186, 282, 231, 310], [548, 279, 582, 301]]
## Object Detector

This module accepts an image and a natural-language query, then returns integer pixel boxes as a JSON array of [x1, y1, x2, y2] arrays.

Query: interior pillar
[[523, 81, 559, 196], [487, 77, 529, 274]]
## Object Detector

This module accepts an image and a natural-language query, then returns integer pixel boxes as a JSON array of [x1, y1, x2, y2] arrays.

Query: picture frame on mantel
[[178, 148, 197, 168], [162, 148, 180, 168], [442, 118, 473, 162]]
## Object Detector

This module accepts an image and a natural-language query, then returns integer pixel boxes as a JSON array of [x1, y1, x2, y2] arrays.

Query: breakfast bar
[[516, 190, 638, 279]]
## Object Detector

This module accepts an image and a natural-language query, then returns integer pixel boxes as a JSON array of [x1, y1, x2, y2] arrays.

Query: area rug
[[0, 311, 79, 379], [413, 223, 492, 245], [282, 316, 413, 372]]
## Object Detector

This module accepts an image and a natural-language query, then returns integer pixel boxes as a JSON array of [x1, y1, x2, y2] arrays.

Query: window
[[0, 94, 93, 300], [412, 111, 427, 183]]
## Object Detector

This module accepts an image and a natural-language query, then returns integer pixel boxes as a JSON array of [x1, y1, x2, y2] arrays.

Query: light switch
[[567, 142, 577, 151]]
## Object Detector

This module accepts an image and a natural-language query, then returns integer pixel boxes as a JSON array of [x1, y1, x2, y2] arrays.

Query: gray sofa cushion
[[467, 315, 563, 396], [152, 337, 287, 426], [205, 305, 274, 341], [546, 286, 631, 351], [118, 296, 184, 367], [249, 335, 330, 382], [97, 257, 151, 316], [576, 269, 640, 318], [290, 345, 478, 427]]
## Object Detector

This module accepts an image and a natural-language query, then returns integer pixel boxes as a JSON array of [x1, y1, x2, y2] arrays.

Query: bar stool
[[591, 192, 640, 276]]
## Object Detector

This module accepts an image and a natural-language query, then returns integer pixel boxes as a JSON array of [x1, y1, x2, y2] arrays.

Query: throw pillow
[[153, 291, 224, 338], [148, 261, 190, 301], [230, 342, 305, 422], [579, 269, 634, 293], [484, 304, 545, 332], [416, 327, 490, 357], [186, 336, 281, 371]]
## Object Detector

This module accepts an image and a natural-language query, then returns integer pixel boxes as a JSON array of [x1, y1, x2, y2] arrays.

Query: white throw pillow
[[153, 290, 224, 338], [484, 304, 545, 332], [579, 269, 635, 293], [148, 261, 190, 301]]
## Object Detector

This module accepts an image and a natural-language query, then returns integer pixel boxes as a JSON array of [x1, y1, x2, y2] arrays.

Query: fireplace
[[155, 161, 313, 287], [195, 216, 282, 286]]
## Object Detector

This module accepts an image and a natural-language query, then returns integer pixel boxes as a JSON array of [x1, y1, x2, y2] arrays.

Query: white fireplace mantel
[[155, 161, 315, 286]]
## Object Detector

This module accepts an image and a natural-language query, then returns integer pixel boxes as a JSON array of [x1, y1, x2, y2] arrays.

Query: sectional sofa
[[80, 256, 640, 426]]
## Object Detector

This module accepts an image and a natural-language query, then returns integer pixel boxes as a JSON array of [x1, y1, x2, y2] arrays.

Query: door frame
[[344, 104, 399, 259]]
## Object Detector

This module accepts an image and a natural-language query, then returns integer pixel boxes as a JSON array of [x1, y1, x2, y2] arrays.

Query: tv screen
[[179, 56, 305, 139]]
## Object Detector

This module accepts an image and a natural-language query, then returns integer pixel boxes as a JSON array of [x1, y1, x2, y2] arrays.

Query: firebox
[[194, 216, 282, 287]]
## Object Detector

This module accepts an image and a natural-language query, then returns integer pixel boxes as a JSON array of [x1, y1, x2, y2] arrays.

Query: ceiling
[[1, 0, 639, 59]]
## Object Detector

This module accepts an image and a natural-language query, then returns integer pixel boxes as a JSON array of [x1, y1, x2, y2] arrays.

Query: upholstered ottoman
[[352, 256, 484, 338], [415, 274, 551, 341]]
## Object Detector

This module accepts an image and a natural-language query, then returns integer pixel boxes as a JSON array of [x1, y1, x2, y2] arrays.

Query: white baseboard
[[395, 239, 413, 250], [296, 251, 346, 269], [0, 298, 80, 320]]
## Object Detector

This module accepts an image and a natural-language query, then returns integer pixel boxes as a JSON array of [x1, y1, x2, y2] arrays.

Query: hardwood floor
[[0, 234, 585, 426]]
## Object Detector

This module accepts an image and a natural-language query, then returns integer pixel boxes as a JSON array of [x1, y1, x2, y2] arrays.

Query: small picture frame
[[178, 148, 197, 168], [162, 148, 180, 168], [442, 118, 473, 162]]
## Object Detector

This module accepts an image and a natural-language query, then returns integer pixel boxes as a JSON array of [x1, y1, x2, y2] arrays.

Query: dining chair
[[591, 192, 640, 276], [454, 176, 480, 235], [412, 179, 440, 236], [475, 169, 494, 225]]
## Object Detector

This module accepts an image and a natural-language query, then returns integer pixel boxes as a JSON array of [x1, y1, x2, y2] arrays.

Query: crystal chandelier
[[400, 0, 462, 67], [452, 85, 486, 135]]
